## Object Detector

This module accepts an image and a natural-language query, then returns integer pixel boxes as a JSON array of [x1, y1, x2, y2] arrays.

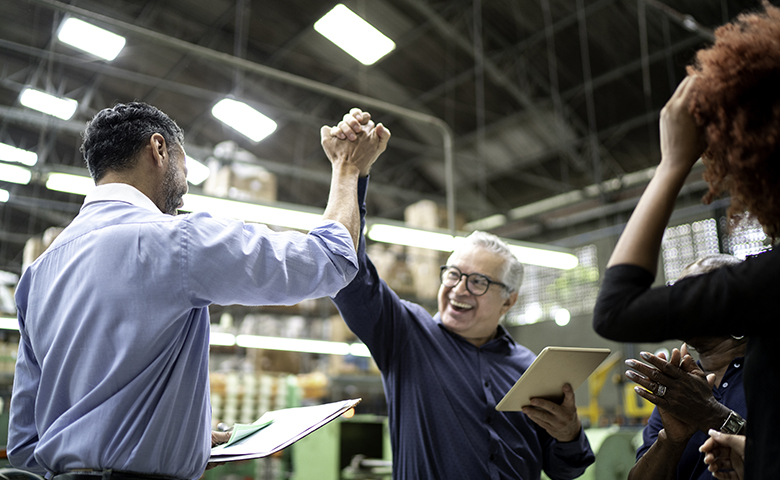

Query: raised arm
[[320, 110, 390, 248], [606, 76, 704, 272]]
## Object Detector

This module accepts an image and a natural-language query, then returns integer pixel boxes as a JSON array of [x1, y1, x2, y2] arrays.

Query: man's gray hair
[[678, 253, 742, 280], [452, 231, 524, 296]]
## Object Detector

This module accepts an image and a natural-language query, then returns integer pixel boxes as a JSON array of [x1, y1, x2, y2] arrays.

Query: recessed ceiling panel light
[[58, 17, 126, 61], [0, 189, 9, 203], [212, 99, 277, 142], [185, 156, 210, 185], [19, 88, 78, 120], [0, 142, 37, 166], [0, 164, 32, 185], [314, 4, 395, 65]]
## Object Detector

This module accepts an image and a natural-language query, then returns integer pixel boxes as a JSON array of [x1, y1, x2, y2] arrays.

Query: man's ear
[[149, 133, 167, 168], [500, 291, 518, 316]]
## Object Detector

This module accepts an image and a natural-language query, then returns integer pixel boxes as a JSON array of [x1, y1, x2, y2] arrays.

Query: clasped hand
[[320, 108, 390, 177], [625, 345, 721, 440]]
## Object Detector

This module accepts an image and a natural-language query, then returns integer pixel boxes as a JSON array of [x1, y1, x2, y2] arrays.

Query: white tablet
[[496, 346, 611, 411]]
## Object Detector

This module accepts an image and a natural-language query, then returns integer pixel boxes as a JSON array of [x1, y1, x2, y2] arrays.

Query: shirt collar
[[82, 183, 161, 214]]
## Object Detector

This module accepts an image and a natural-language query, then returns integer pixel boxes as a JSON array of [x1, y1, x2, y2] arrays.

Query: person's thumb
[[212, 430, 231, 446], [374, 123, 391, 142], [320, 125, 332, 143]]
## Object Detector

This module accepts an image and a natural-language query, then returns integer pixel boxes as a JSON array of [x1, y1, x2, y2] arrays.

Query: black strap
[[53, 470, 183, 480]]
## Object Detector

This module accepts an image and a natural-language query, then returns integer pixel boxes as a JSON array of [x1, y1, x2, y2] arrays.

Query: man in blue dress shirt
[[326, 111, 594, 479], [8, 103, 389, 480]]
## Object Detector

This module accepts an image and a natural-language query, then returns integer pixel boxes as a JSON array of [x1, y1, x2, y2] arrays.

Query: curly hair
[[687, 2, 780, 236], [81, 102, 184, 182]]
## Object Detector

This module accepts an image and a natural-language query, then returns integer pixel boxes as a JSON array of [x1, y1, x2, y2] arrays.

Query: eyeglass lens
[[440, 267, 491, 295]]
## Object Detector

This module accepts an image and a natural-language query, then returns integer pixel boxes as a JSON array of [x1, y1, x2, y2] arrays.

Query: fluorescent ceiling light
[[185, 156, 210, 185], [212, 99, 277, 142], [43, 172, 322, 230], [57, 17, 126, 61], [0, 163, 32, 185], [508, 244, 579, 270], [210, 332, 236, 347], [368, 224, 456, 251], [0, 317, 19, 331], [46, 173, 95, 196], [367, 223, 578, 270], [314, 4, 395, 65], [0, 142, 37, 166], [19, 88, 78, 120], [0, 189, 9, 203], [235, 334, 370, 357], [182, 194, 322, 231]]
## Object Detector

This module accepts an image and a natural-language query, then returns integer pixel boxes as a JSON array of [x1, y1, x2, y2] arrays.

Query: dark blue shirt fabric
[[636, 358, 747, 480], [332, 177, 595, 480]]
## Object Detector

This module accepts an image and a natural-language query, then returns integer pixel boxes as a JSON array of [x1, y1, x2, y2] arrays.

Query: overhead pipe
[[26, 0, 458, 233]]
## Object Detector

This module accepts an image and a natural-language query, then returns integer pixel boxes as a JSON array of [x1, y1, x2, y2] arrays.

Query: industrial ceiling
[[0, 0, 776, 273]]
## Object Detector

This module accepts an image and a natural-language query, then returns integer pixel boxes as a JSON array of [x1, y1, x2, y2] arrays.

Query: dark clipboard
[[496, 346, 610, 411]]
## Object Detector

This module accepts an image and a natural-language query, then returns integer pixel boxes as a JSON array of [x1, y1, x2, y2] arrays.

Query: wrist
[[718, 410, 746, 435], [702, 401, 737, 433], [657, 428, 692, 450], [331, 161, 362, 178], [656, 156, 696, 179]]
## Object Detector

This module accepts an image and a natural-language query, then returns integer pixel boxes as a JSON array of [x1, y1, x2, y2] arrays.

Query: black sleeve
[[593, 248, 779, 343]]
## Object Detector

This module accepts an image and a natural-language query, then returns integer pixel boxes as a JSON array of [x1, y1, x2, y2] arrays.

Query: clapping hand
[[625, 345, 727, 437]]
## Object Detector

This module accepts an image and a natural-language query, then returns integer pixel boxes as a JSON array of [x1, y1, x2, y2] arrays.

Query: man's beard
[[161, 158, 187, 215]]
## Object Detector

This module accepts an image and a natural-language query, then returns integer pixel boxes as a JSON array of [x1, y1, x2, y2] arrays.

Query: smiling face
[[437, 246, 518, 347]]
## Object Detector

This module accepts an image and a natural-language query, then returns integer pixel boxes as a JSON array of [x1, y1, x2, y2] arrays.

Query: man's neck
[[98, 172, 160, 212]]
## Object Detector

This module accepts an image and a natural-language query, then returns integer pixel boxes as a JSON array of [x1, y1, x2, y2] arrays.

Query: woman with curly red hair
[[593, 3, 780, 479]]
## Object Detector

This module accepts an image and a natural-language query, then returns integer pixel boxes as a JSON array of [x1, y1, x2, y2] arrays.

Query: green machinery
[[291, 414, 391, 480]]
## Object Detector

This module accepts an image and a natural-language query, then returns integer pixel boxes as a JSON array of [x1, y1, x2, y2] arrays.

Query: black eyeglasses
[[439, 265, 510, 296]]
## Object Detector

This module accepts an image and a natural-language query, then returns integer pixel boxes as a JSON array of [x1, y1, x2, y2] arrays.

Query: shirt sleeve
[[635, 408, 663, 461], [7, 305, 47, 475], [182, 213, 358, 307], [593, 247, 779, 343], [331, 177, 412, 372], [542, 428, 596, 480]]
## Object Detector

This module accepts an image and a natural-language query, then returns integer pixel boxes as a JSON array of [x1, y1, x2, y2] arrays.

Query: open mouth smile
[[449, 299, 474, 311]]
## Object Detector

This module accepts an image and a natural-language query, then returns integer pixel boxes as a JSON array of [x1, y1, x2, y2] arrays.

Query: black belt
[[52, 470, 184, 480]]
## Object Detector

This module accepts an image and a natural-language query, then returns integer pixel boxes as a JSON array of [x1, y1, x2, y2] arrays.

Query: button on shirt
[[636, 358, 746, 480], [332, 177, 594, 480], [9, 183, 358, 479]]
